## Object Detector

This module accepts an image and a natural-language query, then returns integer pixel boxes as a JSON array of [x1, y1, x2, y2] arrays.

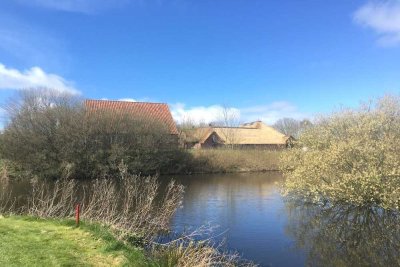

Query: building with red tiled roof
[[84, 99, 178, 135]]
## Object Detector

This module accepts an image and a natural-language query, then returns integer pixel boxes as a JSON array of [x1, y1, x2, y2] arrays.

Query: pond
[[160, 172, 304, 266], [164, 173, 400, 267], [3, 172, 400, 267]]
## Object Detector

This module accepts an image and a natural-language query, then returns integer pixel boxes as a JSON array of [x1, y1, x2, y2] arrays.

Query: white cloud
[[171, 101, 307, 125], [241, 101, 307, 124], [118, 98, 137, 102], [354, 1, 400, 46], [16, 0, 130, 14], [0, 63, 79, 94], [170, 103, 239, 124], [99, 97, 152, 102]]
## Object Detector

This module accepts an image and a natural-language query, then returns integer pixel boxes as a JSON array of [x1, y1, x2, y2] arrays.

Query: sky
[[0, 0, 399, 124]]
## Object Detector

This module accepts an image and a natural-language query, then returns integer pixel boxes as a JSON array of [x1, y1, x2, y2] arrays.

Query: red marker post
[[75, 203, 80, 227]]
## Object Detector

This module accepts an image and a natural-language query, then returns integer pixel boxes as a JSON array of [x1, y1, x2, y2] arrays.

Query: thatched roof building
[[184, 121, 292, 149]]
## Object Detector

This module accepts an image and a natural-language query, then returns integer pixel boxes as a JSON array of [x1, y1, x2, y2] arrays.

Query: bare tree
[[216, 106, 241, 149], [273, 118, 312, 138]]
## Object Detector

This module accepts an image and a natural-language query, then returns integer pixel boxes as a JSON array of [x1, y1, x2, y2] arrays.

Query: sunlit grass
[[0, 216, 148, 267]]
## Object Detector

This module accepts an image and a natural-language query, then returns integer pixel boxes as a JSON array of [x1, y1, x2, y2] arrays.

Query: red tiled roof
[[84, 99, 178, 135]]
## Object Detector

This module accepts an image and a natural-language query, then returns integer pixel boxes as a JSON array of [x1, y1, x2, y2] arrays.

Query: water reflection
[[167, 172, 305, 266], [285, 201, 400, 267]]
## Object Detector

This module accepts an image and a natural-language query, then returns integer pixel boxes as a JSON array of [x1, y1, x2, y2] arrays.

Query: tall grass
[[189, 149, 281, 173], [26, 164, 184, 242]]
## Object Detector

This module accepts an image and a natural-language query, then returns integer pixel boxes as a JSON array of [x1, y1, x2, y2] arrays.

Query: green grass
[[189, 149, 281, 173], [0, 216, 150, 267]]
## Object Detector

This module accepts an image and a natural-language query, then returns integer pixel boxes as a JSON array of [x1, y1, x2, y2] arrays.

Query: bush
[[281, 95, 400, 210], [0, 88, 186, 179], [79, 108, 184, 178]]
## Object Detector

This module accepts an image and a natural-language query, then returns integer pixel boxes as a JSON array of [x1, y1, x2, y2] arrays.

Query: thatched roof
[[84, 99, 178, 134], [186, 121, 290, 145]]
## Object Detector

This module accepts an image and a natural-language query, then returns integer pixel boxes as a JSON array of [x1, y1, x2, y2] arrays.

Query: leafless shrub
[[273, 118, 312, 139], [25, 164, 184, 242], [216, 106, 242, 149], [0, 192, 14, 215], [0, 164, 9, 187], [152, 224, 257, 267], [27, 177, 77, 218], [0, 165, 16, 214], [78, 164, 184, 240]]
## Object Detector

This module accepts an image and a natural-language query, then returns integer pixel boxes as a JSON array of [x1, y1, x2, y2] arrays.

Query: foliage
[[0, 88, 186, 179], [80, 109, 183, 178], [0, 89, 83, 179], [281, 95, 400, 210]]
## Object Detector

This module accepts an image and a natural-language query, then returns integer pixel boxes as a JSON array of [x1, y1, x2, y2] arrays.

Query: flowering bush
[[281, 95, 400, 210]]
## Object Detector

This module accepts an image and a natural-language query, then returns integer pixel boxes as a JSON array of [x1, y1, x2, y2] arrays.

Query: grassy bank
[[0, 216, 254, 267], [0, 216, 149, 266], [0, 171, 255, 267], [189, 149, 281, 173]]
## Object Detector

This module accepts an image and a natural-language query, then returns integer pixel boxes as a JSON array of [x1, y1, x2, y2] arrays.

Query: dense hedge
[[0, 89, 187, 179]]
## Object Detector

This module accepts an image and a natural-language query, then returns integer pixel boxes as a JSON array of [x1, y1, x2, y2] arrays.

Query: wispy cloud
[[16, 0, 186, 14], [0, 15, 70, 71], [171, 101, 307, 125], [0, 63, 79, 94], [241, 101, 307, 123], [354, 0, 400, 46], [16, 0, 131, 14]]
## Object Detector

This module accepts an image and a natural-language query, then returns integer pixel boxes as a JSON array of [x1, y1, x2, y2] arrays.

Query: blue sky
[[0, 0, 399, 123]]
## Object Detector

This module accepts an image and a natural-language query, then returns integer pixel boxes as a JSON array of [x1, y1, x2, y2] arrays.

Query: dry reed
[[26, 164, 184, 242], [190, 149, 281, 173], [152, 224, 257, 267]]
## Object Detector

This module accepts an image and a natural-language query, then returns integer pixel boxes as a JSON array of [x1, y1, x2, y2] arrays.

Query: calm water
[[165, 173, 400, 267], [4, 173, 400, 266], [164, 172, 306, 266]]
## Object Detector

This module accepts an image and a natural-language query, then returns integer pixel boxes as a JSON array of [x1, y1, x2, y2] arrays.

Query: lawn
[[0, 216, 149, 267]]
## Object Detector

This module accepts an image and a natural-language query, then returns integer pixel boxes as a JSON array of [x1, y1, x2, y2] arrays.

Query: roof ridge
[[212, 126, 257, 129], [85, 99, 168, 105]]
